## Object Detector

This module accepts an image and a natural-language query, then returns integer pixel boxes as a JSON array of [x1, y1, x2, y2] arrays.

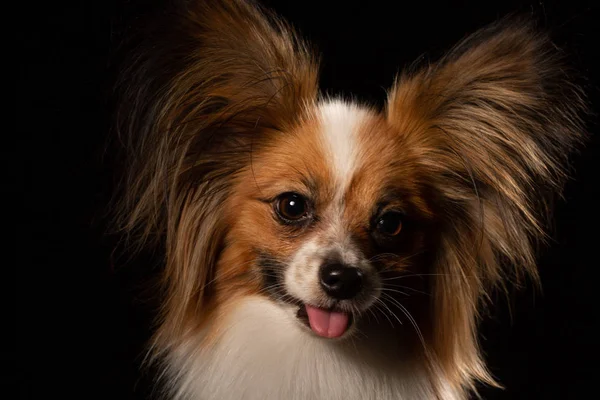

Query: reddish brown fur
[[203, 113, 330, 342], [114, 0, 586, 397]]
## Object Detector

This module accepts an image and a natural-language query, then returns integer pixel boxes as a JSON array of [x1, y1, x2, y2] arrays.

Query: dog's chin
[[278, 300, 359, 340]]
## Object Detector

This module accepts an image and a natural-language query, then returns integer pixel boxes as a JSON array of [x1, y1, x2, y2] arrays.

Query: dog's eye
[[276, 192, 308, 222], [376, 212, 403, 236]]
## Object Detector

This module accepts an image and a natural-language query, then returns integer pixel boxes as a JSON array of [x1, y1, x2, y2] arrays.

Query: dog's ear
[[386, 19, 586, 390], [113, 0, 319, 348]]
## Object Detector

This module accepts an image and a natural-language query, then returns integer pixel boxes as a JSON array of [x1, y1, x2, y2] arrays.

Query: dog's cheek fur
[[387, 18, 586, 391]]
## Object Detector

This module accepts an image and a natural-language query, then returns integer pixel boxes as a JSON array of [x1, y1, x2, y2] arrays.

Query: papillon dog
[[114, 0, 586, 399]]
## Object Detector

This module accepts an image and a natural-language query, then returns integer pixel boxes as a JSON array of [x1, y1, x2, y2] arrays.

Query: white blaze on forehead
[[283, 101, 375, 306], [318, 100, 369, 194]]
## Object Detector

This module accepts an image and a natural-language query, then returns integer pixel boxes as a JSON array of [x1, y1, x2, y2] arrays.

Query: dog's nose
[[319, 263, 364, 300]]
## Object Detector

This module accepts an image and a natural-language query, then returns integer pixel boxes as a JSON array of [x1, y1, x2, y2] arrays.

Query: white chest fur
[[166, 297, 456, 400]]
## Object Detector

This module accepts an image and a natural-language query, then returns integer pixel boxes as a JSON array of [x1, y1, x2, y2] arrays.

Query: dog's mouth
[[295, 304, 354, 338]]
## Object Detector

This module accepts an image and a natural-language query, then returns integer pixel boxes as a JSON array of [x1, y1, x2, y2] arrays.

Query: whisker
[[371, 299, 394, 327], [381, 293, 427, 352], [380, 287, 411, 297], [381, 272, 477, 281], [365, 301, 381, 325], [375, 297, 403, 327], [383, 284, 430, 296]]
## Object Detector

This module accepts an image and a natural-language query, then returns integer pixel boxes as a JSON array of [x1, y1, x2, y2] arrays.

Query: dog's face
[[221, 101, 435, 338]]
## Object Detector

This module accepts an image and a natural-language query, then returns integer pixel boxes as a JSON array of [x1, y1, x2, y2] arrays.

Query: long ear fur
[[114, 0, 318, 352], [386, 18, 586, 392]]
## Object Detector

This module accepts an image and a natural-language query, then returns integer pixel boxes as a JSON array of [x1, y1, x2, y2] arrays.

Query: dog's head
[[115, 0, 585, 393]]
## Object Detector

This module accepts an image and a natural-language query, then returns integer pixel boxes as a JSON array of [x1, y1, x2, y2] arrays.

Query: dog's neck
[[164, 297, 462, 400]]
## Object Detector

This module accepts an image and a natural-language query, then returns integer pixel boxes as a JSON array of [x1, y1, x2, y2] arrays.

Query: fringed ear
[[114, 0, 319, 350], [386, 18, 586, 392]]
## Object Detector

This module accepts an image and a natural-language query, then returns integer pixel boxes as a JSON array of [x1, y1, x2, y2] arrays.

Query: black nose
[[319, 263, 364, 300]]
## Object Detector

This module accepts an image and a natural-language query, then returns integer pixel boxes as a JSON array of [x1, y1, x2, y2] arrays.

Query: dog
[[113, 1, 586, 398]]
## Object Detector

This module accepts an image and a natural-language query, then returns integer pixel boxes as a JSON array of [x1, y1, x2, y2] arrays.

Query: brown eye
[[276, 192, 308, 222], [376, 212, 403, 236]]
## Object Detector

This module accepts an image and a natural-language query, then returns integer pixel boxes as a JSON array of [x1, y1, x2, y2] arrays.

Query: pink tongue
[[305, 304, 349, 338]]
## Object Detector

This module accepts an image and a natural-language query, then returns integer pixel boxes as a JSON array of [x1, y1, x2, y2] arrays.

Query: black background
[[17, 0, 599, 399]]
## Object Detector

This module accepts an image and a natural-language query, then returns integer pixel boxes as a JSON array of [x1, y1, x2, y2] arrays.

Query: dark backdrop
[[17, 1, 599, 399]]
